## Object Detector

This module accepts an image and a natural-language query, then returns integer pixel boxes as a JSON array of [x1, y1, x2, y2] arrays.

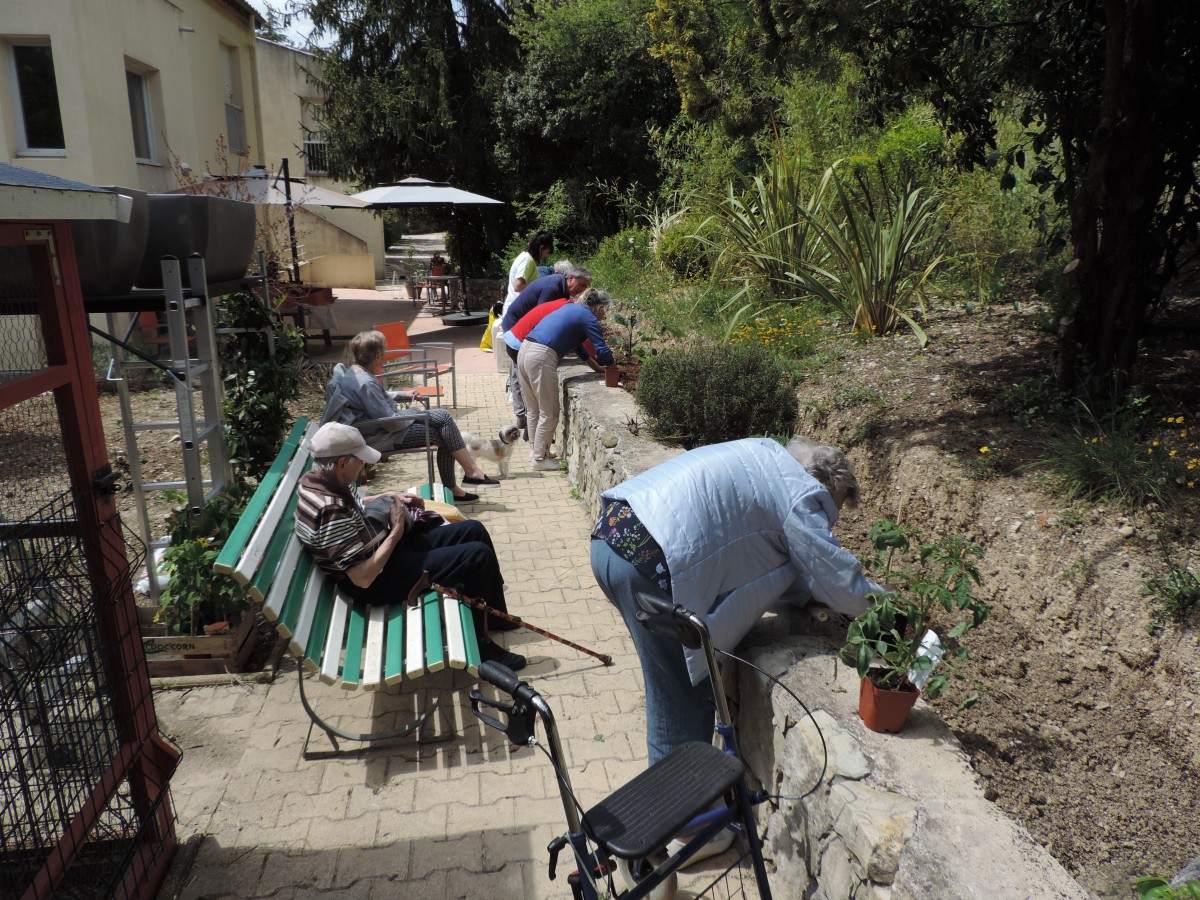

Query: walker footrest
[[582, 741, 743, 860]]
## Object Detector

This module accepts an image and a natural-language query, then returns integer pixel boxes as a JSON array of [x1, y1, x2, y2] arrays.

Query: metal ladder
[[106, 256, 232, 599]]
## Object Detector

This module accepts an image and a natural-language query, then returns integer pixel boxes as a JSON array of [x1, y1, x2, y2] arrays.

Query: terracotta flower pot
[[858, 673, 919, 733], [604, 365, 621, 388]]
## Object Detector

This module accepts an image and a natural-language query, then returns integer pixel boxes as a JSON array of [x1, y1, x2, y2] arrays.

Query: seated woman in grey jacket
[[325, 330, 498, 502]]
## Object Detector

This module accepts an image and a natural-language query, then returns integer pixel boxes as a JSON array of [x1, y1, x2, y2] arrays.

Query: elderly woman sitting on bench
[[294, 422, 526, 670], [322, 330, 498, 502]]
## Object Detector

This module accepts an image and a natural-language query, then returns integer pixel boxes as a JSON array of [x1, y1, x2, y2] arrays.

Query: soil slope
[[795, 302, 1199, 897]]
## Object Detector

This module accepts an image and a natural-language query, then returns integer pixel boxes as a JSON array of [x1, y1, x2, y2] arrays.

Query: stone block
[[814, 833, 867, 900], [829, 781, 916, 884]]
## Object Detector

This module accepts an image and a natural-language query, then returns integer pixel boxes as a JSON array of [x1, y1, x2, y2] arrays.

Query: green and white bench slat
[[233, 428, 314, 586], [285, 556, 323, 650], [423, 593, 446, 674], [213, 418, 309, 576], [384, 604, 405, 686], [444, 595, 467, 670], [404, 602, 425, 679], [364, 605, 386, 691], [301, 580, 336, 675], [409, 482, 457, 505], [340, 600, 368, 689], [263, 534, 307, 626], [250, 488, 305, 604], [320, 594, 352, 685], [460, 602, 481, 677]]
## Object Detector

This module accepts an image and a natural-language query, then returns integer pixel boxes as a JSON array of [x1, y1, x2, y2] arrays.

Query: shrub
[[1143, 561, 1200, 634], [218, 291, 305, 481], [786, 166, 945, 345], [656, 216, 712, 279], [874, 107, 948, 189], [635, 342, 798, 448], [589, 226, 655, 296], [1039, 396, 1182, 510], [158, 482, 253, 635]]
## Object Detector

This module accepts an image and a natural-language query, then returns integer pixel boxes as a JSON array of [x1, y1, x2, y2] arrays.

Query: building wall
[[0, 0, 381, 285], [0, 0, 262, 191], [255, 37, 383, 280]]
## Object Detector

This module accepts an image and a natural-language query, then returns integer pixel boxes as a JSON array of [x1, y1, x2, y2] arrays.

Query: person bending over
[[517, 289, 614, 470], [590, 437, 884, 764]]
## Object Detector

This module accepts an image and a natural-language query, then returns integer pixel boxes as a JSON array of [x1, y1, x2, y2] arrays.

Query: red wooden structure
[[0, 211, 179, 897]]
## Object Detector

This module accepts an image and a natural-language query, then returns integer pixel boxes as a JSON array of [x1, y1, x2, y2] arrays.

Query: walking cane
[[429, 580, 614, 667]]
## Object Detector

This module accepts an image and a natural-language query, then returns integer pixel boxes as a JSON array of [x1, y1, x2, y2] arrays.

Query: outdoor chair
[[375, 321, 457, 408]]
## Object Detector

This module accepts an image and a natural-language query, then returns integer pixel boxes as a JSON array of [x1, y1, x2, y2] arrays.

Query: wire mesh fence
[[1, 227, 179, 899]]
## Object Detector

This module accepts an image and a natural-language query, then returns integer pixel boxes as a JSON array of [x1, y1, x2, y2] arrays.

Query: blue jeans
[[590, 539, 714, 764]]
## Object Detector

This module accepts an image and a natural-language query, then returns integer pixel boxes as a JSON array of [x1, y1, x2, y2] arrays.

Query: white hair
[[787, 437, 860, 506]]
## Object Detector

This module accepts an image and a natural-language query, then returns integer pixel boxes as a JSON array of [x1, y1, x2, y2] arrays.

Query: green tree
[[655, 0, 1200, 391], [495, 0, 680, 245], [302, 0, 520, 270], [255, 4, 292, 43]]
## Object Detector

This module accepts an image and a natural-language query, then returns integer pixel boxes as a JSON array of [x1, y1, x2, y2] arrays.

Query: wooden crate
[[142, 615, 257, 678]]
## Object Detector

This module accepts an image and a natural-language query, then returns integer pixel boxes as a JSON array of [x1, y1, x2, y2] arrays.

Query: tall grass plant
[[785, 168, 945, 345]]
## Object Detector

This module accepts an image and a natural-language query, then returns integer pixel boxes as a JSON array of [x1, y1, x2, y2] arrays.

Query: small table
[[416, 275, 456, 312]]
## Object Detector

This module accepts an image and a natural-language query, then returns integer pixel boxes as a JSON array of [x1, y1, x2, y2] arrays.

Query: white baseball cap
[[307, 422, 382, 463]]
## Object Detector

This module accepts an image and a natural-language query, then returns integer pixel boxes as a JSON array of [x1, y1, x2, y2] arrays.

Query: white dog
[[462, 424, 522, 478]]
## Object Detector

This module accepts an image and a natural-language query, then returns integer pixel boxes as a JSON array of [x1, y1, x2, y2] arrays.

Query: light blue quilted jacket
[[602, 438, 884, 683]]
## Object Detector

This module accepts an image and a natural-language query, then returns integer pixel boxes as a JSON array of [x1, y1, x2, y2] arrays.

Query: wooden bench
[[213, 416, 480, 757]]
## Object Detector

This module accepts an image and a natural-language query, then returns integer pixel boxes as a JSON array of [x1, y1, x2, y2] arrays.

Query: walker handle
[[479, 660, 522, 697]]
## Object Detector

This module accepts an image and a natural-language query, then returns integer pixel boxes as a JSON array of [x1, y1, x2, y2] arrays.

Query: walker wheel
[[616, 852, 677, 900]]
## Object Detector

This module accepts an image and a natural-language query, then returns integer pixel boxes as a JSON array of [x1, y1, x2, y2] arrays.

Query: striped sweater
[[294, 471, 387, 576]]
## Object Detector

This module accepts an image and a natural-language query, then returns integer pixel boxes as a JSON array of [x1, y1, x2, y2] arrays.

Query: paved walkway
[[155, 363, 654, 898]]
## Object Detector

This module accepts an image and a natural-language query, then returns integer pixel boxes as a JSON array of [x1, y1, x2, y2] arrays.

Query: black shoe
[[522, 428, 529, 442], [479, 640, 527, 671], [488, 615, 521, 632], [453, 492, 479, 503], [463, 474, 500, 486]]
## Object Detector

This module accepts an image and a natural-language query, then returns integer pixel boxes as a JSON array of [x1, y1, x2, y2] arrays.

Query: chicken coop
[[0, 166, 180, 900]]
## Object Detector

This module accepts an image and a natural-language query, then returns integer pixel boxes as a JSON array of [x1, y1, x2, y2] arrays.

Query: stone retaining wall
[[557, 365, 1088, 899]]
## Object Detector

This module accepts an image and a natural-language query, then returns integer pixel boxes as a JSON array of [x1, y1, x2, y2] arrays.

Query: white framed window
[[126, 67, 155, 163], [7, 40, 66, 155], [221, 44, 247, 155]]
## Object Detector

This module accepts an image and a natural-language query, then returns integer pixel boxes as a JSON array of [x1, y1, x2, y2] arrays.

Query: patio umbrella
[[352, 177, 505, 323], [352, 177, 504, 208], [175, 161, 368, 282], [176, 165, 370, 209]]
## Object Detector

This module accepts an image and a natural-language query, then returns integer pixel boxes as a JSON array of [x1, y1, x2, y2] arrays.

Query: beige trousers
[[516, 341, 560, 461]]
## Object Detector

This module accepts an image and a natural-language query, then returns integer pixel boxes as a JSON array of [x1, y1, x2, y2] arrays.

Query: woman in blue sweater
[[517, 289, 615, 469]]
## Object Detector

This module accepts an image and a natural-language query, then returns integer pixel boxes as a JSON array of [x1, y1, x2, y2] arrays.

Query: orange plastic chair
[[374, 321, 457, 407]]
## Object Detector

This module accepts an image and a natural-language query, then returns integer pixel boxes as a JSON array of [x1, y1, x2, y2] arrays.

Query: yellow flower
[[979, 446, 989, 454]]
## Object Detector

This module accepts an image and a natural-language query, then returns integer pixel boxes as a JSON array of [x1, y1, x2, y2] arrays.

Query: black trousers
[[340, 520, 507, 634]]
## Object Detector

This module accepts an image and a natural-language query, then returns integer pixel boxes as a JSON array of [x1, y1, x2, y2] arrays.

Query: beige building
[[0, 0, 381, 287], [254, 37, 383, 287]]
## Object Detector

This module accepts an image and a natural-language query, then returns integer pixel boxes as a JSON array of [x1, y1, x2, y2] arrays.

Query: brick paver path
[[156, 370, 653, 899]]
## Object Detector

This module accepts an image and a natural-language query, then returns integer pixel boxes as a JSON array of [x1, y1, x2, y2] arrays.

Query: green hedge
[[636, 342, 799, 448]]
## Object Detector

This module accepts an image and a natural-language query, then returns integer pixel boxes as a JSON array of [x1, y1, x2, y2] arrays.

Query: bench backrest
[[213, 416, 479, 689]]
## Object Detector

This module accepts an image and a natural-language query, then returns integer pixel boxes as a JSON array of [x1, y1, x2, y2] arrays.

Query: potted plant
[[840, 520, 990, 733]]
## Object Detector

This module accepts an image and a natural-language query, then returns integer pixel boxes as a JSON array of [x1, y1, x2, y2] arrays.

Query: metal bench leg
[[296, 664, 438, 759]]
